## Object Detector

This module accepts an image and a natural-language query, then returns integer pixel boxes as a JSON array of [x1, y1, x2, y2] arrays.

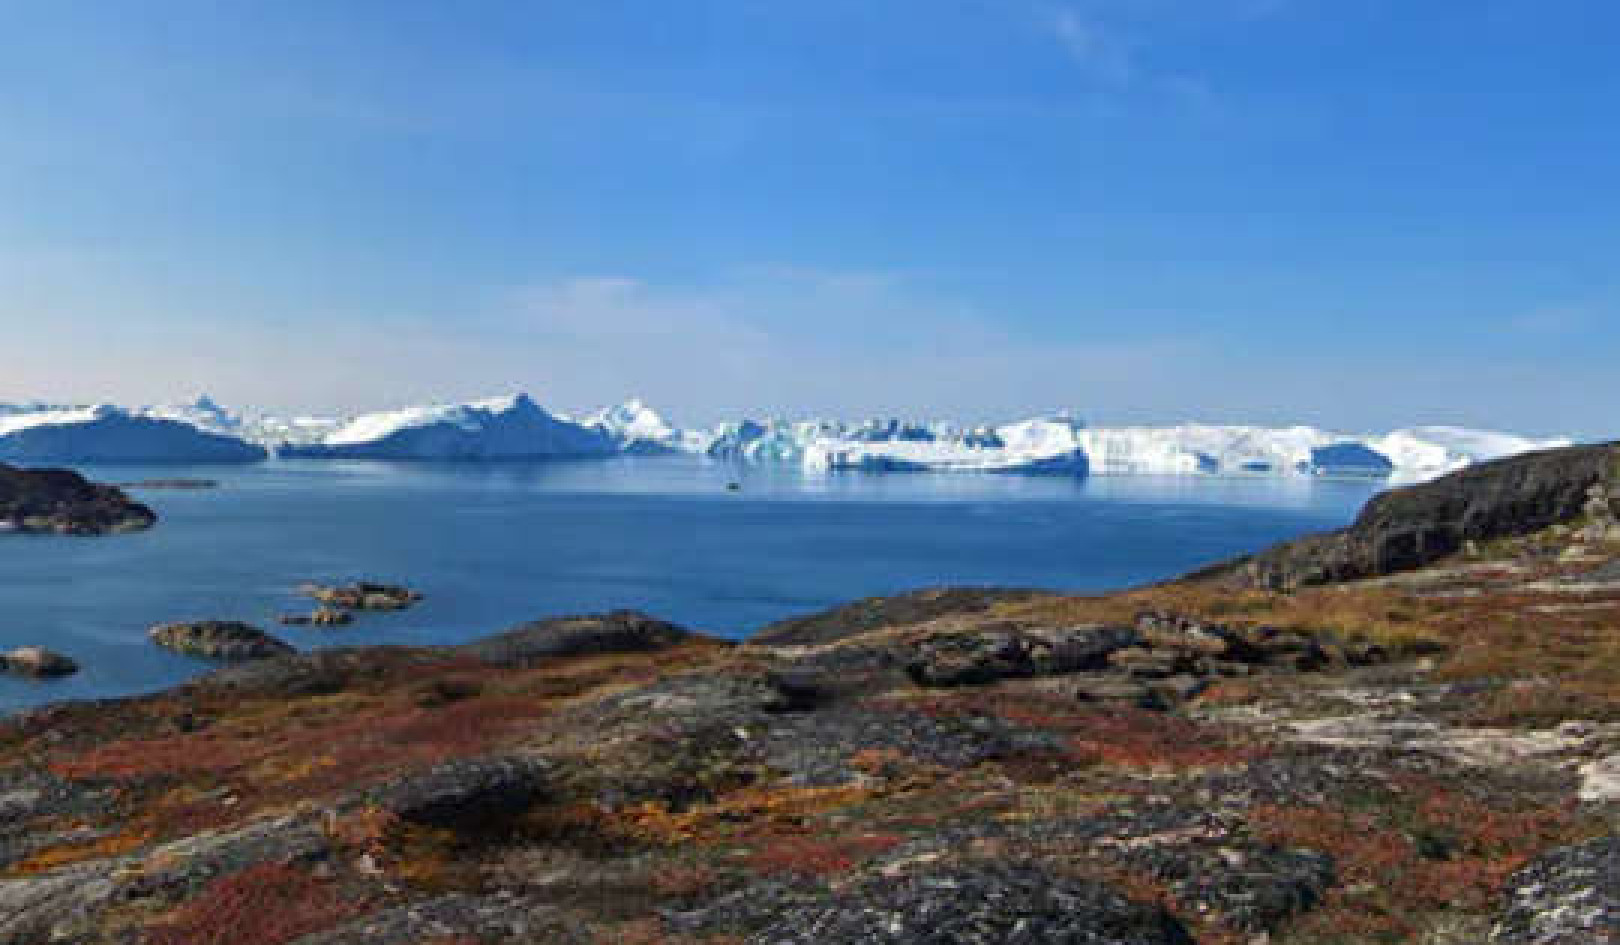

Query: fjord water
[[0, 456, 1382, 712]]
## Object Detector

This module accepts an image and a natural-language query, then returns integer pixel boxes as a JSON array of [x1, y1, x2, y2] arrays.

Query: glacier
[[0, 393, 1573, 479]]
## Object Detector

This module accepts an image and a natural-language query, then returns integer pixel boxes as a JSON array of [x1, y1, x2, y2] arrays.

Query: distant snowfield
[[0, 393, 1573, 479]]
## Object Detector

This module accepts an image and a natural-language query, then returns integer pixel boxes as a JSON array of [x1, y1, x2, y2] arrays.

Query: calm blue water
[[0, 456, 1382, 712]]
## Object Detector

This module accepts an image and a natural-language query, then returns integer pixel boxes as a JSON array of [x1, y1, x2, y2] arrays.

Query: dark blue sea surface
[[0, 456, 1382, 712]]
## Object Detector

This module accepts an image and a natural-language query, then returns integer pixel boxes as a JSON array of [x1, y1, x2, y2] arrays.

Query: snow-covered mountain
[[0, 404, 267, 463], [280, 393, 616, 460]]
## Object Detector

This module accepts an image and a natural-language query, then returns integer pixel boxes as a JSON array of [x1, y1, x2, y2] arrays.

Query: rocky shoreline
[[0, 445, 1616, 943]]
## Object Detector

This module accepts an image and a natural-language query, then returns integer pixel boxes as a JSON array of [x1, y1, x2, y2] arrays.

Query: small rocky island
[[300, 581, 423, 611], [149, 621, 295, 660], [0, 445, 1616, 943], [0, 462, 156, 535]]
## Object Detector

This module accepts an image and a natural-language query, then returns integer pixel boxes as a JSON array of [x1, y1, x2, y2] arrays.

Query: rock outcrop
[[0, 464, 155, 535], [0, 647, 78, 678], [454, 609, 691, 667], [752, 586, 1056, 647], [149, 621, 295, 659], [1205, 443, 1619, 589]]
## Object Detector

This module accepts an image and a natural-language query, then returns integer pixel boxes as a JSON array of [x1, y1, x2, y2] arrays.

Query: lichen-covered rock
[[0, 463, 155, 535], [149, 620, 295, 659], [1492, 835, 1620, 944], [744, 862, 1194, 944], [1, 646, 78, 678], [455, 609, 691, 667]]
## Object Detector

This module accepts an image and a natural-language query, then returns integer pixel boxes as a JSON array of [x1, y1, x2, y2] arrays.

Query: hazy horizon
[[3, 2, 1616, 440]]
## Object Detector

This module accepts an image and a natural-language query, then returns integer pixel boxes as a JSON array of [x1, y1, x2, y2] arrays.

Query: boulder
[[768, 647, 913, 708], [0, 647, 78, 678], [357, 756, 551, 828], [906, 624, 1138, 688], [149, 621, 295, 660], [455, 610, 691, 667]]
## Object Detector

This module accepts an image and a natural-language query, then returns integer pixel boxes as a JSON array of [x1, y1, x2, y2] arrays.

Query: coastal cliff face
[[1204, 443, 1620, 590], [0, 445, 1617, 943], [0, 463, 156, 535]]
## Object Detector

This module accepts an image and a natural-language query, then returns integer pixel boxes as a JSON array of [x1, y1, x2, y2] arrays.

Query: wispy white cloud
[[1049, 7, 1135, 85], [1040, 2, 1227, 115]]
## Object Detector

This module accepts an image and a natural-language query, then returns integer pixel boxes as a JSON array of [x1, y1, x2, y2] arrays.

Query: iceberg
[[0, 404, 267, 463], [804, 414, 1090, 474], [280, 393, 617, 460], [586, 399, 695, 454], [684, 414, 1569, 482]]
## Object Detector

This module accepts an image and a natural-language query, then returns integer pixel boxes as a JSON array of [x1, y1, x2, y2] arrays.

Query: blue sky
[[0, 1, 1614, 437]]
